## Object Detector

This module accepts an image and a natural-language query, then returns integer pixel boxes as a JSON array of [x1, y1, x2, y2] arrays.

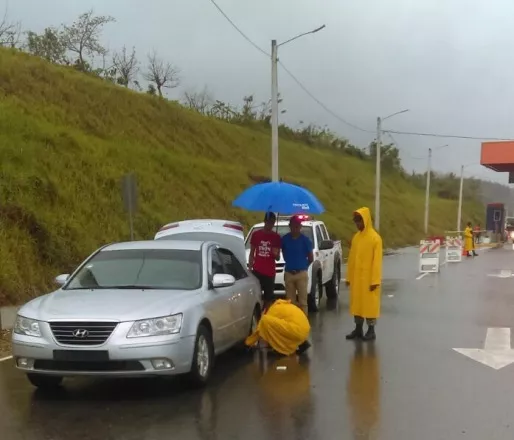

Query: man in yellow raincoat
[[245, 299, 311, 356], [345, 207, 383, 341], [464, 222, 478, 257]]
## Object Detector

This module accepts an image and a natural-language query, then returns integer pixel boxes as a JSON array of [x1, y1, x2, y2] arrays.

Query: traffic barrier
[[419, 239, 441, 273], [445, 236, 463, 263]]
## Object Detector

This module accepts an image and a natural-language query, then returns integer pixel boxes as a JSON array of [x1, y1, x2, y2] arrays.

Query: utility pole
[[424, 148, 432, 235], [271, 39, 279, 182], [457, 164, 464, 232], [374, 117, 382, 231]]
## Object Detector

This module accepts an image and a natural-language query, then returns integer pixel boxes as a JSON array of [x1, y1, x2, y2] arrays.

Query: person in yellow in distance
[[464, 221, 478, 257], [345, 207, 383, 341], [245, 299, 311, 356]]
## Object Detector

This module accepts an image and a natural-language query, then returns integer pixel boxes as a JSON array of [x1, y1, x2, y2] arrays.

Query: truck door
[[315, 225, 330, 284]]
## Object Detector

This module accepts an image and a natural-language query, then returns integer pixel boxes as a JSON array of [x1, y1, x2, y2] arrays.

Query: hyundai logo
[[72, 329, 89, 338]]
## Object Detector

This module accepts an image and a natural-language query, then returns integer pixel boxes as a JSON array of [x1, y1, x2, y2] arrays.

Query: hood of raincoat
[[354, 206, 373, 232]]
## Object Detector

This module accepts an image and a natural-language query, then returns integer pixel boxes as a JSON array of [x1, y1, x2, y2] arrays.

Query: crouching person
[[245, 299, 311, 356]]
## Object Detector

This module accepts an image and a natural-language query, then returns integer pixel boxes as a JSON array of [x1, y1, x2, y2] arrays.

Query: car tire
[[308, 272, 322, 313], [188, 324, 214, 388], [325, 261, 341, 299], [27, 373, 63, 390]]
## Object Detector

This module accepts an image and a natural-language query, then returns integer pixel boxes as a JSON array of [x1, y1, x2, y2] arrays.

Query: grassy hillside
[[0, 48, 483, 306]]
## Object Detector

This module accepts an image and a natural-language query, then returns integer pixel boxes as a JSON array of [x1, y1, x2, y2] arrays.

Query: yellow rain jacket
[[464, 226, 473, 252], [245, 299, 311, 355], [347, 207, 383, 319]]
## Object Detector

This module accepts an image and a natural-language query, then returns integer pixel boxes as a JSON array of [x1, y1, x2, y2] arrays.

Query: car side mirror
[[212, 273, 236, 288], [319, 240, 335, 251], [55, 274, 70, 286]]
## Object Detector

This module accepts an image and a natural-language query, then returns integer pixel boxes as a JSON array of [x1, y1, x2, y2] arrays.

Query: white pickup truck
[[245, 215, 343, 312]]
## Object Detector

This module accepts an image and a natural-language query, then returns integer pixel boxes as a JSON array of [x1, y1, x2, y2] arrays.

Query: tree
[[61, 10, 115, 70], [0, 9, 21, 48], [112, 45, 139, 87], [143, 50, 180, 97], [26, 27, 67, 64], [182, 86, 214, 114]]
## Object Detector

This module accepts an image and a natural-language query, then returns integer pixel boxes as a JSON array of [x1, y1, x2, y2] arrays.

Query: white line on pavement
[[0, 355, 12, 363], [416, 272, 430, 280]]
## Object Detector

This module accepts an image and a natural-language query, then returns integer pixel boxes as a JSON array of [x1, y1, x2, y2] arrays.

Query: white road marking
[[0, 355, 12, 363], [416, 272, 430, 280], [453, 327, 514, 370]]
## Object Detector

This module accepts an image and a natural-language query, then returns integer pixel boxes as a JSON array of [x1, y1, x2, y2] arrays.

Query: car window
[[65, 249, 202, 290], [320, 224, 329, 240], [315, 226, 323, 247], [218, 248, 248, 280], [210, 249, 225, 276]]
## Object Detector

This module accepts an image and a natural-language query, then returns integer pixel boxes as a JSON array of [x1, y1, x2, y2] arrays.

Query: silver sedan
[[12, 239, 262, 389]]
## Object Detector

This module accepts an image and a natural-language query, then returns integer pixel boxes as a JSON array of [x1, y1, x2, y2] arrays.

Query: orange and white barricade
[[419, 239, 441, 273], [445, 236, 463, 263]]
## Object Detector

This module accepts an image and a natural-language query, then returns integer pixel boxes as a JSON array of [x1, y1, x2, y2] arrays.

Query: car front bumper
[[12, 323, 196, 378]]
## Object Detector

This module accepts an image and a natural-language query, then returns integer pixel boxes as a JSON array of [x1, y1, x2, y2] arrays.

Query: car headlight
[[127, 314, 183, 338], [13, 316, 42, 337]]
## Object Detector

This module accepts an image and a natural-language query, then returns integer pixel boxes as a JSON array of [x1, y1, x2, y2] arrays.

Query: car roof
[[102, 240, 204, 252]]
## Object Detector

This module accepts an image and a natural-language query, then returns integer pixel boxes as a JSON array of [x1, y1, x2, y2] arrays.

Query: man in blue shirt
[[282, 215, 314, 316]]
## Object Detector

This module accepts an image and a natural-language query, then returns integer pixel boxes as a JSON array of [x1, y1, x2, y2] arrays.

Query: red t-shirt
[[250, 229, 281, 277]]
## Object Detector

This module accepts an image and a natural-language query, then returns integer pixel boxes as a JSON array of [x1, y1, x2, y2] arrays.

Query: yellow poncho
[[347, 207, 383, 319], [245, 299, 311, 355], [464, 226, 474, 252]]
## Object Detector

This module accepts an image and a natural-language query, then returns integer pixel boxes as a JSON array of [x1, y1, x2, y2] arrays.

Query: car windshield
[[65, 249, 202, 290], [245, 225, 314, 249]]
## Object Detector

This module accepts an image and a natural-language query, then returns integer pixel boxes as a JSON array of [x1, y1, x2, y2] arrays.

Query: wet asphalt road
[[2, 246, 514, 439]]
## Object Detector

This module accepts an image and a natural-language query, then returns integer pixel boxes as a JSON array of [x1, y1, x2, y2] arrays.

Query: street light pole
[[271, 39, 279, 182], [457, 164, 464, 232], [374, 108, 409, 231], [270, 25, 326, 182], [424, 148, 432, 235], [374, 117, 382, 230]]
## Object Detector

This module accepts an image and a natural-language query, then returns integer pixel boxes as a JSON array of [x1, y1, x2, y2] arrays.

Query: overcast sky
[[5, 0, 514, 183]]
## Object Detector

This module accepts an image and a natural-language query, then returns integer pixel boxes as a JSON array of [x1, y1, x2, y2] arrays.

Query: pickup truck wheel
[[188, 325, 214, 388], [308, 273, 322, 313], [325, 262, 341, 299], [27, 373, 63, 390]]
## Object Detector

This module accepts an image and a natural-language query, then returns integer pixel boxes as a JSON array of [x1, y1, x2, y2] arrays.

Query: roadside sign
[[121, 173, 137, 240], [419, 239, 441, 273], [445, 236, 462, 263]]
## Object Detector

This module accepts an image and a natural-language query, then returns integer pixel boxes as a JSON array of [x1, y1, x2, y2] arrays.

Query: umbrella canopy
[[232, 181, 325, 215]]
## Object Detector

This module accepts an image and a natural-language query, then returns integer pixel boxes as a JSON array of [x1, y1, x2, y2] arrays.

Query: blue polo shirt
[[281, 233, 313, 272]]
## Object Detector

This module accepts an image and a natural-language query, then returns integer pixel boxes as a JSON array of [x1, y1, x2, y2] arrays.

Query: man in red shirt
[[248, 212, 281, 310]]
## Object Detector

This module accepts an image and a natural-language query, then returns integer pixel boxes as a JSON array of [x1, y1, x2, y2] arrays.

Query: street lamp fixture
[[271, 25, 326, 182], [374, 109, 410, 231]]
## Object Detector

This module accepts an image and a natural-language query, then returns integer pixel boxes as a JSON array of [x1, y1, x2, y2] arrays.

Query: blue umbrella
[[232, 181, 325, 215]]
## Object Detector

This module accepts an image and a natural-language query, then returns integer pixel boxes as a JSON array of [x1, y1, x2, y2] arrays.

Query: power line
[[208, 0, 269, 57], [386, 129, 514, 142], [207, 0, 373, 134]]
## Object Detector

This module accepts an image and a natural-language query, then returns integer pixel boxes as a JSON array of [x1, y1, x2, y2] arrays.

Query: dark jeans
[[252, 270, 275, 302]]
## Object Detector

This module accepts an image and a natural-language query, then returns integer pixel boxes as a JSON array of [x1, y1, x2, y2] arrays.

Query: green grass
[[0, 48, 483, 306]]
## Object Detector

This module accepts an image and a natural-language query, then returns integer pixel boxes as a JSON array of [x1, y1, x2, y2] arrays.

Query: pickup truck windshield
[[65, 249, 202, 291], [245, 225, 314, 249]]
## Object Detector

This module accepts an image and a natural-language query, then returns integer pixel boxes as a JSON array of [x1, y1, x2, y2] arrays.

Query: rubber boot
[[346, 324, 364, 340], [363, 325, 376, 341], [297, 340, 311, 355]]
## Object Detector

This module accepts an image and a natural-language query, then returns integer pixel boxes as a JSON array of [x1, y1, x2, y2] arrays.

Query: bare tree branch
[[112, 45, 139, 88], [0, 7, 21, 48], [183, 86, 214, 114], [143, 50, 180, 97], [61, 9, 115, 70]]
